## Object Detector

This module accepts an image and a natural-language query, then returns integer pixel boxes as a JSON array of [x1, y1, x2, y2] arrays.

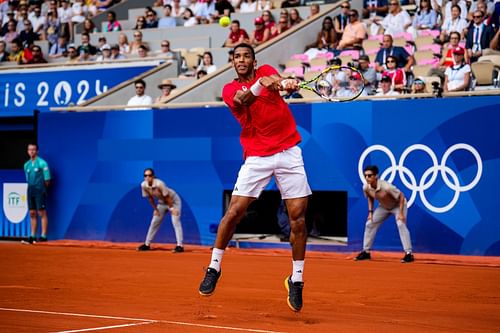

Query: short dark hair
[[135, 79, 146, 88], [144, 167, 154, 176], [233, 43, 255, 59], [28, 143, 39, 150], [363, 165, 379, 175]]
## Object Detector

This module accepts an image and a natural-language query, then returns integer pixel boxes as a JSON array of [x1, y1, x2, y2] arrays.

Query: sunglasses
[[364, 174, 375, 178], [161, 44, 169, 47], [386, 60, 396, 63], [341, 5, 350, 8], [473, 15, 483, 18], [389, 3, 398, 5], [134, 34, 142, 37], [144, 174, 153, 177], [348, 13, 357, 17]]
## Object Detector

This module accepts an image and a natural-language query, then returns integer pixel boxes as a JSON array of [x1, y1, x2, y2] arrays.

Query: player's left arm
[[42, 160, 51, 187]]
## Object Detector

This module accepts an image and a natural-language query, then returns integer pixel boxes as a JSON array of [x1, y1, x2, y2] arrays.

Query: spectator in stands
[[96, 43, 112, 61], [413, 0, 439, 32], [78, 45, 94, 62], [281, 0, 300, 8], [485, 28, 500, 55], [145, 7, 159, 29], [197, 69, 208, 79], [78, 32, 98, 55], [271, 15, 289, 38], [382, 55, 407, 92], [443, 46, 471, 92], [472, 1, 493, 26], [374, 34, 414, 73], [111, 44, 126, 59], [65, 45, 79, 63], [20, 19, 40, 47], [256, 0, 272, 11], [7, 39, 25, 62], [172, 0, 187, 18], [15, 4, 29, 32], [82, 18, 99, 34], [363, 0, 389, 19], [118, 33, 129, 54], [438, 5, 468, 44], [375, 74, 400, 96], [96, 0, 114, 13], [23, 44, 48, 64], [308, 4, 320, 18], [239, 0, 257, 13], [1, 11, 15, 36], [156, 40, 174, 58], [189, 0, 208, 21], [103, 10, 122, 32], [334, 2, 350, 39], [3, 19, 18, 43], [261, 10, 275, 30], [444, 0, 468, 21], [97, 36, 107, 50], [465, 10, 495, 62], [377, 0, 412, 36], [289, 8, 302, 26], [48, 35, 68, 59], [358, 55, 377, 94], [183, 8, 198, 26], [223, 20, 249, 48], [127, 79, 153, 110], [29, 6, 46, 38], [44, 11, 60, 47], [155, 79, 177, 103], [337, 9, 366, 50], [213, 0, 235, 23], [411, 76, 428, 93], [58, 0, 73, 41], [0, 40, 10, 62], [71, 0, 86, 24], [249, 16, 270, 47], [158, 5, 177, 28], [227, 48, 234, 62], [137, 44, 149, 58], [129, 30, 149, 55], [305, 16, 337, 55], [197, 51, 217, 74], [429, 31, 468, 81], [134, 16, 147, 30]]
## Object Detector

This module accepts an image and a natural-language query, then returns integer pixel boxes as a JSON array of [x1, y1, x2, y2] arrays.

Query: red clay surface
[[1, 240, 499, 333]]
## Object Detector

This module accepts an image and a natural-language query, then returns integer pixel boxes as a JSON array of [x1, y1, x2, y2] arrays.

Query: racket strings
[[313, 68, 364, 100]]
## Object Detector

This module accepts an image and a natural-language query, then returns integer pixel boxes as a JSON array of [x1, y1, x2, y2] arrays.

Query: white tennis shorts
[[232, 146, 312, 199]]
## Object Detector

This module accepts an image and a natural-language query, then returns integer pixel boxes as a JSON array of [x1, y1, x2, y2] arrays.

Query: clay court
[[1, 241, 499, 333]]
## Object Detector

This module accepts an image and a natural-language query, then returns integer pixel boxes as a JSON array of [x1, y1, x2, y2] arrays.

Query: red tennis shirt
[[222, 64, 301, 159]]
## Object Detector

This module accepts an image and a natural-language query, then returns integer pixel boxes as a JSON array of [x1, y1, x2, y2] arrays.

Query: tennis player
[[198, 43, 311, 312]]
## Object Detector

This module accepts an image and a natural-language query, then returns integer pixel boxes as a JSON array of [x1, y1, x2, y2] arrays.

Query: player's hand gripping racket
[[285, 65, 365, 102]]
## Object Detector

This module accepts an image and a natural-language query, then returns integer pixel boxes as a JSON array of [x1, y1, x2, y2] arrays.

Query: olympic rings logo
[[358, 144, 482, 213]]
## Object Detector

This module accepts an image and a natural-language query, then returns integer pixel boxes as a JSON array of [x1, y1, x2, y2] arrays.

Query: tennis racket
[[297, 65, 365, 102]]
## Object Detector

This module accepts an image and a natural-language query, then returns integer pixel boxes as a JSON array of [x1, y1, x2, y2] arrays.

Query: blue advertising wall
[[0, 64, 156, 115], [19, 95, 500, 255]]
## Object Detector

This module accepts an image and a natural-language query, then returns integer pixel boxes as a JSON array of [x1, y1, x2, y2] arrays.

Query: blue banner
[[0, 64, 156, 115]]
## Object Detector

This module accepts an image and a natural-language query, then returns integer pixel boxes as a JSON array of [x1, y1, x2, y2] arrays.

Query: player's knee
[[29, 210, 37, 218], [290, 217, 306, 235]]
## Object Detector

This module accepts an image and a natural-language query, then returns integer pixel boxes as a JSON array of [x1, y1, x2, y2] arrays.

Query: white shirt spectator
[[441, 16, 468, 35], [381, 10, 412, 36], [189, 0, 209, 19], [58, 5, 73, 24], [71, 0, 87, 23], [196, 63, 217, 74], [240, 1, 257, 13], [444, 0, 468, 20], [29, 13, 46, 33], [126, 94, 153, 110], [444, 63, 471, 90]]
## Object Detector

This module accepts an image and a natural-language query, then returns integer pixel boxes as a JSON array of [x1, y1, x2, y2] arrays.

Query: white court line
[[0, 308, 287, 333], [55, 321, 154, 333]]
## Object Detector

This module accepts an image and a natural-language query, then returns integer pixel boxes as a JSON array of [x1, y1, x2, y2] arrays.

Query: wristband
[[250, 79, 264, 96], [369, 210, 373, 213]]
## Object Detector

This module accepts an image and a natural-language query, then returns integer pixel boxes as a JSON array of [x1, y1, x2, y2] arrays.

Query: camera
[[431, 81, 443, 97]]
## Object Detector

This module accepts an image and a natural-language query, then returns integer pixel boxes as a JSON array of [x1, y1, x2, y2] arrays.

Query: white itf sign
[[3, 183, 28, 223]]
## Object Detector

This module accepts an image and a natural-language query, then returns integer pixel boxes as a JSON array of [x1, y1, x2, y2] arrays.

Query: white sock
[[209, 248, 224, 272], [291, 260, 304, 283]]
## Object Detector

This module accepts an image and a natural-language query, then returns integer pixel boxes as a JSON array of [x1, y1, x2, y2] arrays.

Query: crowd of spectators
[[294, 0, 500, 98]]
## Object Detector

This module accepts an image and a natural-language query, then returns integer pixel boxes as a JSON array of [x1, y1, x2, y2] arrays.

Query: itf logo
[[3, 183, 28, 223], [358, 144, 482, 213]]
